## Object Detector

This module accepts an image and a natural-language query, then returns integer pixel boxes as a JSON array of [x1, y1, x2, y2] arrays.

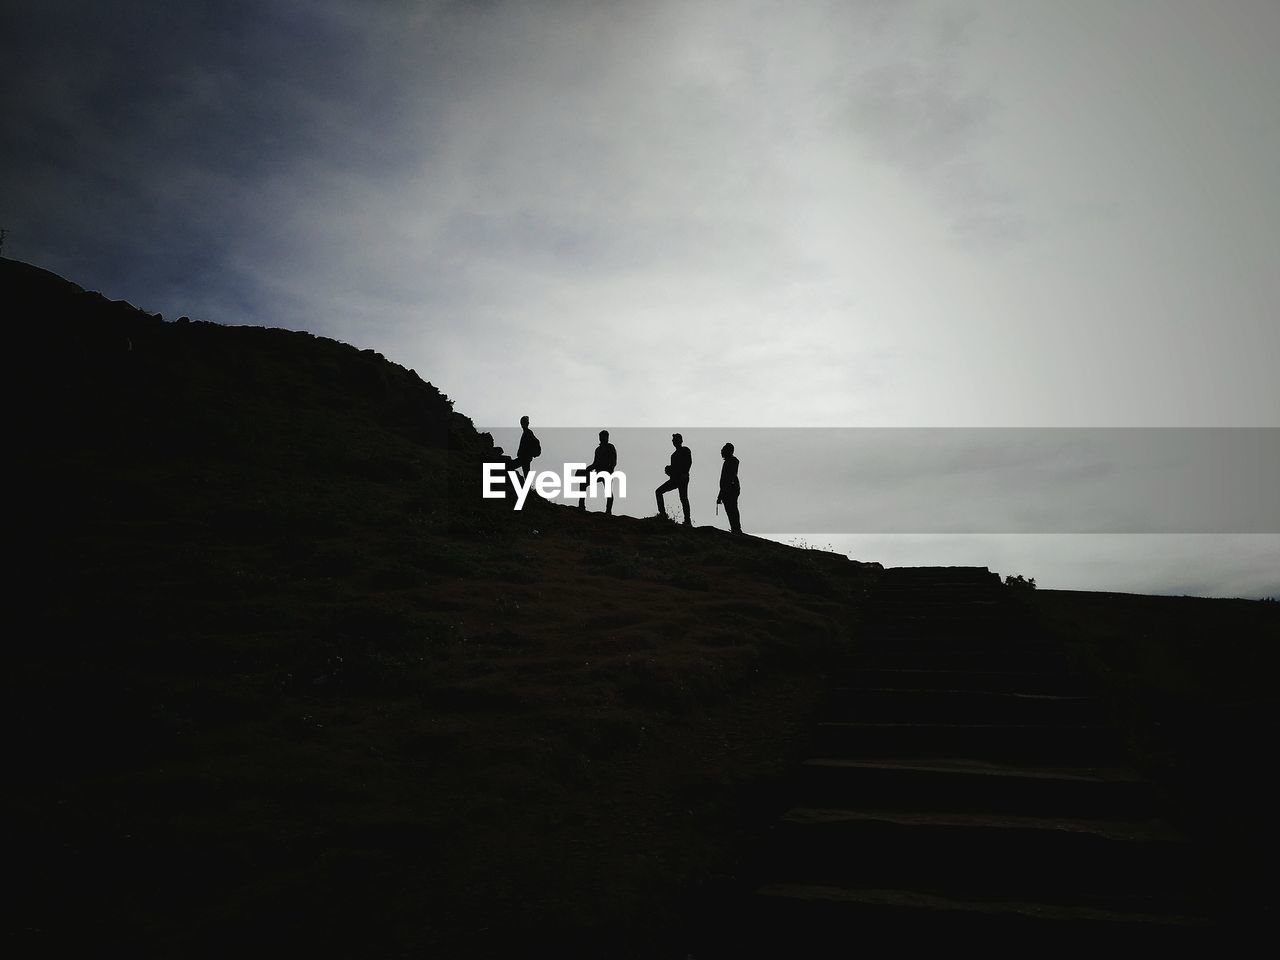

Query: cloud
[[5, 1, 1279, 593], [841, 15, 1028, 250]]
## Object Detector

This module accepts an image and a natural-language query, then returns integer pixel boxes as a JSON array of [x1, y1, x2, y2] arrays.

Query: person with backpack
[[655, 432, 692, 525], [580, 429, 618, 514], [514, 415, 540, 481], [717, 442, 742, 534]]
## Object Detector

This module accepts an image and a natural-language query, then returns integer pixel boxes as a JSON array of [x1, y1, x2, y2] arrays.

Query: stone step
[[853, 629, 1052, 651], [810, 721, 1121, 762], [882, 566, 1003, 585], [819, 688, 1103, 725], [798, 758, 1156, 818], [863, 592, 1019, 606], [742, 884, 1212, 946], [873, 578, 1006, 593], [762, 807, 1204, 901], [866, 600, 1010, 610], [831, 668, 1090, 695], [863, 606, 1011, 625], [869, 595, 1007, 610], [861, 626, 1024, 645], [842, 648, 1071, 672]]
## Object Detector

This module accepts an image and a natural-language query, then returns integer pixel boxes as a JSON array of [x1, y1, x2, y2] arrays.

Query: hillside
[[9, 257, 878, 956], [10, 257, 1276, 953]]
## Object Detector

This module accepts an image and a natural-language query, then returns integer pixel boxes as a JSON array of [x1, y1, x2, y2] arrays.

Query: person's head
[[721, 442, 734, 457], [520, 415, 529, 428], [599, 430, 609, 442], [672, 432, 683, 448]]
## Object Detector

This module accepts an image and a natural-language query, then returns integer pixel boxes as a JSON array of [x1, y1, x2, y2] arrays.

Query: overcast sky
[[4, 1, 1277, 594]]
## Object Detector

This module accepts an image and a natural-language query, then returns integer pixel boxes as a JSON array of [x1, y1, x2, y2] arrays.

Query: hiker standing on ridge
[[580, 430, 618, 514], [717, 442, 742, 534], [514, 415, 540, 482], [655, 433, 692, 525]]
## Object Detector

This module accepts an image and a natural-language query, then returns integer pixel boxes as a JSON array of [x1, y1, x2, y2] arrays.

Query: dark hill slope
[[8, 258, 876, 957], [14, 255, 473, 480]]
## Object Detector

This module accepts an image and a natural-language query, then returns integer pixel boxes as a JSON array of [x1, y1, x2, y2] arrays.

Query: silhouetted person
[[655, 432, 692, 525], [580, 429, 618, 514], [514, 415, 540, 481], [717, 442, 741, 534]]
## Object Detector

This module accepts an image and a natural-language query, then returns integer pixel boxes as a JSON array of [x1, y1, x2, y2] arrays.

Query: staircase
[[695, 567, 1216, 953]]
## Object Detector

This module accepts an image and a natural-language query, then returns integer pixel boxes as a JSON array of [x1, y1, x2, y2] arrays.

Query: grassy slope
[[11, 258, 877, 956]]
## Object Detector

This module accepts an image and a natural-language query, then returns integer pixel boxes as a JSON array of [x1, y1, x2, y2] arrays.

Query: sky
[[4, 0, 1277, 595]]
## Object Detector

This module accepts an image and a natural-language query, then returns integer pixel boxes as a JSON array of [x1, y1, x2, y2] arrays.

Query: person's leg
[[678, 481, 691, 524], [655, 477, 677, 515], [725, 495, 741, 534], [605, 496, 614, 515]]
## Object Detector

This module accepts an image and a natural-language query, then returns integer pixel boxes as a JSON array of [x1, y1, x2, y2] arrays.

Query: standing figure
[[581, 430, 618, 514], [655, 432, 692, 525], [514, 415, 540, 481], [717, 442, 742, 534]]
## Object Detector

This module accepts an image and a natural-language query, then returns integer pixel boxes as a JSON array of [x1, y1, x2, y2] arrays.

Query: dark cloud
[[1, 0, 443, 318]]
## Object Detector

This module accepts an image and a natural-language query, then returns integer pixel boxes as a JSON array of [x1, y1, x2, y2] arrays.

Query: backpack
[[529, 433, 541, 458]]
